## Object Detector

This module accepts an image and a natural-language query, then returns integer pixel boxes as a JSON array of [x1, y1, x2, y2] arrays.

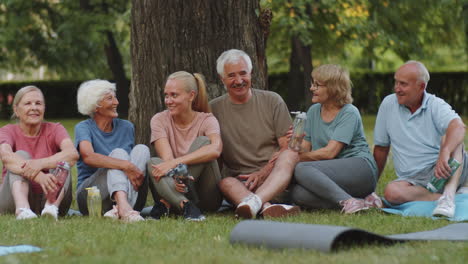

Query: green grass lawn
[[0, 116, 467, 263]]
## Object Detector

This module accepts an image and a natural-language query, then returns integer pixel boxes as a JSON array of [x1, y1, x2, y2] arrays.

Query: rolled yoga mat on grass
[[230, 220, 468, 253]]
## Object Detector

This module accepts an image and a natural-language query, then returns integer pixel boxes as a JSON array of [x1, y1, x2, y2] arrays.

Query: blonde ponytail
[[166, 71, 211, 113], [192, 73, 211, 113]]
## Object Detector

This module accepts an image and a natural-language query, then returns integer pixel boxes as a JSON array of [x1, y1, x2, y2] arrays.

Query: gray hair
[[77, 79, 116, 116], [11, 85, 44, 120], [216, 49, 252, 76], [403, 60, 430, 88]]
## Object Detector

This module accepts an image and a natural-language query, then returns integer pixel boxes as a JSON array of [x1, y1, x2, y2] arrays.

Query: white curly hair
[[77, 79, 116, 116]]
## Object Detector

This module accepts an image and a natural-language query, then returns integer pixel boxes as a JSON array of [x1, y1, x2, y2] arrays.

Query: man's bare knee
[[384, 183, 405, 204]]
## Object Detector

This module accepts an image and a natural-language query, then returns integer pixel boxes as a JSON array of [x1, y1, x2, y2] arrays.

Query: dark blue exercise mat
[[230, 220, 468, 253]]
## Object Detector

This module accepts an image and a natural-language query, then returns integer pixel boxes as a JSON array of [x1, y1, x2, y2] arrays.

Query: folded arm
[[298, 139, 344, 161], [151, 134, 222, 181], [239, 135, 289, 190], [0, 138, 79, 177], [435, 118, 466, 178], [373, 145, 390, 178], [79, 140, 143, 189]]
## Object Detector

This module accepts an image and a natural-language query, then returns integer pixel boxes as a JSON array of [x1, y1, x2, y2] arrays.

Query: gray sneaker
[[432, 195, 455, 218]]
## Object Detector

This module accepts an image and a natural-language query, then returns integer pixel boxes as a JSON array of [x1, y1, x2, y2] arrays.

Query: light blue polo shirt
[[374, 91, 460, 179]]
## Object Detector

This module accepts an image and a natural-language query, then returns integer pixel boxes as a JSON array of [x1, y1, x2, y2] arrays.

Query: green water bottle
[[426, 158, 461, 193], [86, 186, 102, 217]]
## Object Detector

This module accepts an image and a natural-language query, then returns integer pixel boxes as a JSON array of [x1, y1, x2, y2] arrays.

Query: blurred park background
[[0, 2, 467, 262], [1, 1, 466, 124]]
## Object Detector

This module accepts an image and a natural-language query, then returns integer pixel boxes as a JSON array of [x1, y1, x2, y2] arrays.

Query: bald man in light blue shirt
[[373, 61, 467, 218]]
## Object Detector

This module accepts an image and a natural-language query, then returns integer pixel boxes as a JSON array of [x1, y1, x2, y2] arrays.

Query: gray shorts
[[394, 151, 468, 193]]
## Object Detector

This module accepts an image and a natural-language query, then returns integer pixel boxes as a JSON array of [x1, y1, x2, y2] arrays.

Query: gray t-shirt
[[305, 103, 377, 178], [210, 89, 292, 177]]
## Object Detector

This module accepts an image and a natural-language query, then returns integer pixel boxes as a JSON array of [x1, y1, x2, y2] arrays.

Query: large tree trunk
[[130, 0, 269, 146]]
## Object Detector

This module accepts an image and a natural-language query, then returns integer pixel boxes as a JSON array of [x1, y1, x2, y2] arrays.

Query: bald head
[[398, 61, 430, 88]]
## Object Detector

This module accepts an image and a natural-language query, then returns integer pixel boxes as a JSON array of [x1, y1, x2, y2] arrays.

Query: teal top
[[304, 103, 378, 179]]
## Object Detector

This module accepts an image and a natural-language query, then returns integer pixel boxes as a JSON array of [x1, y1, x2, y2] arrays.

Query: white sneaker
[[235, 194, 262, 219], [16, 208, 38, 220], [103, 206, 119, 220], [41, 204, 59, 220], [432, 195, 455, 218]]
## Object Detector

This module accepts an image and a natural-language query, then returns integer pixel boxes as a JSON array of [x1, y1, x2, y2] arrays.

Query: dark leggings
[[291, 157, 376, 209]]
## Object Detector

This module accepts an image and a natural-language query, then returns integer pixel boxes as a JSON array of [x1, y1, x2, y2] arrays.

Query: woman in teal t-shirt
[[291, 64, 381, 214]]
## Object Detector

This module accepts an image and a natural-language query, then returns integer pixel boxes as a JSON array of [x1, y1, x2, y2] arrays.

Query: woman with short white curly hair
[[77, 79, 117, 117], [75, 79, 150, 222]]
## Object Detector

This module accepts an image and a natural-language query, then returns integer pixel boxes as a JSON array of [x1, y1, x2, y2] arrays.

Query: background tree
[[267, 0, 370, 110], [267, 0, 467, 110], [0, 0, 131, 115], [129, 0, 271, 146]]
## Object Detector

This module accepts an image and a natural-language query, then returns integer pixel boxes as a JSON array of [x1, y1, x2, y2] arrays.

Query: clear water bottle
[[86, 186, 102, 217], [46, 161, 70, 203], [167, 163, 191, 193], [289, 112, 307, 152], [426, 158, 461, 193]]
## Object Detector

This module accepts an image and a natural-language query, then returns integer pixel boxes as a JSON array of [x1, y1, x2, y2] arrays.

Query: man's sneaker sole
[[235, 204, 254, 219], [432, 208, 454, 218], [185, 215, 206, 222], [261, 204, 300, 218]]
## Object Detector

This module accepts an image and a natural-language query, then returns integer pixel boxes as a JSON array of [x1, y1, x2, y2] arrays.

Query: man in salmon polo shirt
[[210, 49, 300, 219]]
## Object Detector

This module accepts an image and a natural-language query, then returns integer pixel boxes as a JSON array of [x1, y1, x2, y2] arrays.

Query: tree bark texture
[[130, 0, 268, 146], [287, 36, 312, 112]]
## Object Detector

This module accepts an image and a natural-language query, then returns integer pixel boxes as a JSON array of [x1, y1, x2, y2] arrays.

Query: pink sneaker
[[364, 192, 383, 208], [340, 198, 369, 214], [103, 205, 119, 220]]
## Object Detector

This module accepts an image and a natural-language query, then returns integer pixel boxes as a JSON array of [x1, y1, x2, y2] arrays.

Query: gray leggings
[[291, 157, 376, 209], [148, 136, 222, 212], [76, 144, 150, 215], [0, 150, 72, 216]]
